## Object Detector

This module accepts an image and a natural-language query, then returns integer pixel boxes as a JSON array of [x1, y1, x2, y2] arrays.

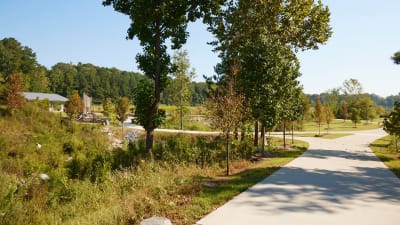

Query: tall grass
[[0, 103, 307, 225]]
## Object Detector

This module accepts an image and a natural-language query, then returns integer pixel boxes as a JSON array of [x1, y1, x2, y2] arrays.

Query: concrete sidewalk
[[197, 129, 400, 225]]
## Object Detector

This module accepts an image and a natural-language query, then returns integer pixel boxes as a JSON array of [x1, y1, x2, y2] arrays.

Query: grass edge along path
[[370, 135, 400, 178], [294, 133, 353, 139], [178, 139, 309, 225]]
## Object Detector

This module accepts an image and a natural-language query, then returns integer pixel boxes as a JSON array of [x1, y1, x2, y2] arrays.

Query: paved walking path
[[197, 129, 400, 225]]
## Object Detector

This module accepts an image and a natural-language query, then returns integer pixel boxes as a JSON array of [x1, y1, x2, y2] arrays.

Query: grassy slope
[[370, 135, 400, 178], [0, 104, 309, 225]]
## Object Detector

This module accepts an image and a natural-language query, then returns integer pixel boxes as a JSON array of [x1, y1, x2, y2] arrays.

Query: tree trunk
[[318, 122, 321, 136], [146, 129, 154, 157], [145, 18, 162, 155], [283, 120, 286, 150], [241, 117, 246, 142], [254, 120, 259, 147], [396, 136, 399, 153], [226, 132, 230, 176], [291, 121, 294, 145], [180, 78, 183, 130], [261, 124, 265, 152]]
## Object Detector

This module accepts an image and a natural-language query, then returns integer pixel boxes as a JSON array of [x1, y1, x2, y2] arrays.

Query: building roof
[[22, 92, 69, 102]]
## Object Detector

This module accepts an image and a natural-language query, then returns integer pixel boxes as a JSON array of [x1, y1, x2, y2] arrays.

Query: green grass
[[370, 135, 400, 178], [301, 119, 381, 132], [294, 133, 353, 139]]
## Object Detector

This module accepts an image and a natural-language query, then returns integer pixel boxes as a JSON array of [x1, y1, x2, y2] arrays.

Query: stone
[[140, 217, 172, 225]]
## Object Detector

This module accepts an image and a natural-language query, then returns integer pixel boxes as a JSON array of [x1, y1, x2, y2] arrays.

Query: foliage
[[207, 77, 245, 175], [340, 101, 349, 121], [3, 73, 25, 113], [324, 103, 335, 131], [133, 80, 166, 132], [115, 97, 130, 124], [48, 62, 143, 102], [165, 50, 196, 129], [383, 102, 400, 151], [103, 0, 224, 154], [371, 135, 400, 178], [102, 97, 114, 117], [207, 0, 332, 146], [350, 107, 361, 128], [314, 97, 325, 135], [65, 90, 83, 119], [342, 78, 363, 96], [392, 51, 400, 65]]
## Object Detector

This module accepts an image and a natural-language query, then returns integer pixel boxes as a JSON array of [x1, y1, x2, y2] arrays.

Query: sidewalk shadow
[[230, 147, 400, 215]]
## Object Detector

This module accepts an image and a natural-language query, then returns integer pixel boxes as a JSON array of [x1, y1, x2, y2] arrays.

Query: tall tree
[[350, 108, 361, 128], [65, 90, 83, 120], [325, 102, 334, 132], [116, 97, 130, 138], [103, 0, 224, 154], [340, 101, 349, 121], [342, 78, 363, 96], [0, 38, 37, 82], [3, 73, 25, 113], [207, 77, 244, 176], [392, 51, 400, 65], [314, 97, 325, 136], [170, 50, 195, 130], [208, 0, 332, 145], [383, 102, 400, 152]]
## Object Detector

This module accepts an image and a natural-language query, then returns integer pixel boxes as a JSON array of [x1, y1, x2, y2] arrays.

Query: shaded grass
[[294, 133, 353, 139], [370, 135, 400, 178]]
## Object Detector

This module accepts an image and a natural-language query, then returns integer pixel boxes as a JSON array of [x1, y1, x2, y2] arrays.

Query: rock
[[39, 173, 50, 181], [36, 143, 42, 150], [140, 217, 172, 225]]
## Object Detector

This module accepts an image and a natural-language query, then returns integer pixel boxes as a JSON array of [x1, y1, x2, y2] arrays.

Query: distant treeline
[[0, 37, 207, 105], [308, 93, 400, 111], [0, 37, 397, 107]]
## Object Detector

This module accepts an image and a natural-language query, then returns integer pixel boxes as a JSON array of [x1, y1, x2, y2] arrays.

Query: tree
[[169, 50, 196, 130], [340, 101, 349, 121], [103, 0, 224, 154], [208, 0, 332, 146], [350, 108, 361, 128], [65, 90, 83, 120], [116, 97, 130, 138], [383, 102, 400, 152], [342, 78, 363, 96], [207, 77, 244, 176], [359, 96, 375, 123], [102, 98, 114, 117], [325, 102, 334, 133], [314, 97, 325, 136], [3, 73, 25, 113], [0, 38, 37, 82], [392, 51, 400, 65]]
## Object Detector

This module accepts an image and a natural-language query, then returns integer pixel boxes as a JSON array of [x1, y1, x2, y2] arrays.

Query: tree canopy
[[103, 0, 225, 154], [392, 51, 400, 65]]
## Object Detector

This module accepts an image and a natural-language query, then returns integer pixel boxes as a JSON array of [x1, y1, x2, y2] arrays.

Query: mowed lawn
[[300, 119, 382, 132]]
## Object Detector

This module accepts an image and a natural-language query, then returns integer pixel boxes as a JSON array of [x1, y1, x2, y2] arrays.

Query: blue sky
[[0, 0, 399, 97]]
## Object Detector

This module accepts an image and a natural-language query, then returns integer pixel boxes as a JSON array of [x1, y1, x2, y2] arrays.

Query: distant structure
[[22, 92, 68, 112], [82, 93, 92, 114]]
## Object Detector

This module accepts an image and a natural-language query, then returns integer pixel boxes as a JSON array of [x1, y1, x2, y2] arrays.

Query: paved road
[[197, 129, 400, 225]]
